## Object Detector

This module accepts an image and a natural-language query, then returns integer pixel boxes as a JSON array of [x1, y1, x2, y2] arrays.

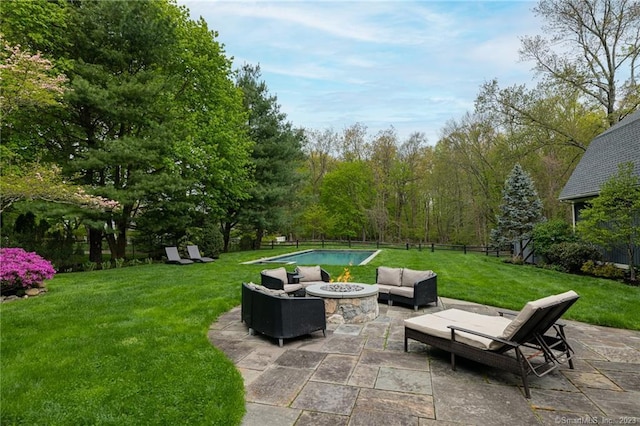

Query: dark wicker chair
[[376, 267, 438, 311], [241, 282, 326, 347], [404, 290, 579, 398]]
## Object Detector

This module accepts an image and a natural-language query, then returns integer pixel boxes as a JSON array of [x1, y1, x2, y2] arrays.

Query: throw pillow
[[377, 266, 403, 286]]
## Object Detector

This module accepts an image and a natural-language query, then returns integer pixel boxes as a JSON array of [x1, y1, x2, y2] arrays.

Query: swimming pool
[[247, 249, 380, 266]]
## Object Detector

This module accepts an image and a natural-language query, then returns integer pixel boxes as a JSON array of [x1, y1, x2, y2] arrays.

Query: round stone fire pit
[[305, 283, 379, 324]]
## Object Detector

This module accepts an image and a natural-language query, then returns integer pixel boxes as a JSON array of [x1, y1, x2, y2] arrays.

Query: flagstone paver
[[207, 299, 640, 426]]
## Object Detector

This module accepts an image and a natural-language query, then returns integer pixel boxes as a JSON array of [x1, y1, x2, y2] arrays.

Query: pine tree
[[491, 163, 544, 260]]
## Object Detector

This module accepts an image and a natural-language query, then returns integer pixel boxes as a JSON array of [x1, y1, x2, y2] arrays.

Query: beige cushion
[[295, 265, 323, 282], [262, 267, 288, 283], [377, 267, 403, 286], [500, 290, 579, 341], [389, 286, 414, 298], [401, 268, 434, 287], [283, 284, 303, 293], [376, 284, 394, 295], [254, 285, 289, 297], [405, 309, 511, 350]]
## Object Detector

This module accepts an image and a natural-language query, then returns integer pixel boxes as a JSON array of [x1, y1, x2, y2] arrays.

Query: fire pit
[[305, 283, 379, 324]]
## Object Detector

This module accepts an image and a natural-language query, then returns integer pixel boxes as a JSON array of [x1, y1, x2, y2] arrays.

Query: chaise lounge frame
[[404, 293, 579, 398]]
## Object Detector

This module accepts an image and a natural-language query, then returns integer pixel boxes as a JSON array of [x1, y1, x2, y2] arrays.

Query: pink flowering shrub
[[0, 247, 56, 294]]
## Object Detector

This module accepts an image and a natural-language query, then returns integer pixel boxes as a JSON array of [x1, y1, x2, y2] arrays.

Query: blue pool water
[[251, 249, 379, 266]]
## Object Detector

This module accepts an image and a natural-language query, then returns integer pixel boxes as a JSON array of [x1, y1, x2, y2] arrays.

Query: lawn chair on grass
[[404, 290, 579, 398], [164, 247, 194, 265], [186, 245, 214, 263]]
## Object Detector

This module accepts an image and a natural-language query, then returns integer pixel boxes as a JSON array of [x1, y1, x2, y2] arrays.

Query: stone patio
[[208, 297, 640, 425]]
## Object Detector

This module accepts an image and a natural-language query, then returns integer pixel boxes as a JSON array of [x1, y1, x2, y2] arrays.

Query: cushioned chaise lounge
[[404, 290, 579, 398]]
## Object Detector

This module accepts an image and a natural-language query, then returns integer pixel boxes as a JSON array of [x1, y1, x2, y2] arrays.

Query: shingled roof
[[559, 109, 640, 201]]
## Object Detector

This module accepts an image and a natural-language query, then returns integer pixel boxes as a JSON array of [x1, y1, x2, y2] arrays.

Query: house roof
[[559, 109, 640, 201]]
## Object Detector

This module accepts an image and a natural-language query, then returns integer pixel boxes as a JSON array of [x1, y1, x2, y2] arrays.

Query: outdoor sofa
[[241, 282, 326, 347], [375, 266, 438, 310], [260, 265, 330, 295], [404, 290, 579, 398]]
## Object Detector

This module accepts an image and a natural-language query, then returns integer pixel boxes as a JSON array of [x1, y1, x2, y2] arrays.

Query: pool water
[[250, 249, 379, 266]]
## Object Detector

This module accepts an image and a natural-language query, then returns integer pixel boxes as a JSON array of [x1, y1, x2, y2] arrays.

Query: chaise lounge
[[164, 247, 194, 265], [404, 290, 579, 398], [186, 245, 215, 263]]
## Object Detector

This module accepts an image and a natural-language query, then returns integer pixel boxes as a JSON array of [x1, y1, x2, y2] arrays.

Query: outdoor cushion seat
[[241, 282, 326, 347], [404, 290, 580, 398], [376, 266, 437, 310]]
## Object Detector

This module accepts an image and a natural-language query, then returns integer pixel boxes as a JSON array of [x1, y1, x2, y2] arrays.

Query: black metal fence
[[260, 239, 513, 257]]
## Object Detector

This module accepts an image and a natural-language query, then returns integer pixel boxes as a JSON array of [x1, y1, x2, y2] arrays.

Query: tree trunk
[[628, 245, 636, 282], [88, 227, 103, 264], [221, 221, 232, 252], [255, 227, 264, 250]]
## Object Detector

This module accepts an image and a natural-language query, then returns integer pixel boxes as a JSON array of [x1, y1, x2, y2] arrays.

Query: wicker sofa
[[375, 266, 438, 311], [241, 282, 326, 347]]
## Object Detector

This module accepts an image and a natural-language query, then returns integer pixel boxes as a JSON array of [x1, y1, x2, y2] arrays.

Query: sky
[[180, 1, 544, 145]]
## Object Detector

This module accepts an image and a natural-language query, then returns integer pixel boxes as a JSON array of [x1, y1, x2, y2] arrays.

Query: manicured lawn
[[1, 247, 638, 424]]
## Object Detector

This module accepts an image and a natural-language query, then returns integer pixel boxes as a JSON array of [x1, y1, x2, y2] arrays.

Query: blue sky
[[180, 1, 543, 144]]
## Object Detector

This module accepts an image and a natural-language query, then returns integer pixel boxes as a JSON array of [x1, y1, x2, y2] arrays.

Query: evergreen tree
[[491, 163, 543, 260], [577, 162, 640, 282], [225, 64, 304, 250]]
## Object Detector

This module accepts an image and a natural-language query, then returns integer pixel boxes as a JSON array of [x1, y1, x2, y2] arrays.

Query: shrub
[[533, 219, 576, 261], [581, 261, 625, 279], [0, 247, 56, 294], [545, 242, 602, 273]]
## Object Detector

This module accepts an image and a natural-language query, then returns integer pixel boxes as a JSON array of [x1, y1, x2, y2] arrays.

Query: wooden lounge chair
[[164, 247, 194, 265], [186, 245, 214, 263], [404, 290, 579, 398]]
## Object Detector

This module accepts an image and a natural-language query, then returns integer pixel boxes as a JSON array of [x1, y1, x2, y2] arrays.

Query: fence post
[[296, 240, 299, 248], [322, 239, 325, 248], [431, 243, 434, 253], [464, 245, 467, 254], [406, 243, 409, 250], [271, 240, 274, 249], [418, 243, 421, 251], [377, 241, 379, 249], [496, 249, 499, 257]]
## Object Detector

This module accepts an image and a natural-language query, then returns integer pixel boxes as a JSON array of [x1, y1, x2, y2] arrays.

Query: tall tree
[[230, 64, 304, 249], [577, 162, 640, 281], [320, 161, 374, 240], [521, 0, 640, 125], [3, 0, 251, 261], [491, 163, 544, 260]]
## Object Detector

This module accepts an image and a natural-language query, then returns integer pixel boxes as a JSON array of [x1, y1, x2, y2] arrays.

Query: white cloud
[[181, 0, 545, 144]]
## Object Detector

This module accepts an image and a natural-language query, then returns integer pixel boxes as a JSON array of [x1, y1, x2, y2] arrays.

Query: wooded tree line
[[1, 0, 638, 266]]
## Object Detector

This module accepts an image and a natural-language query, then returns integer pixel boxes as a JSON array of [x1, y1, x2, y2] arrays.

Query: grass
[[1, 247, 638, 424]]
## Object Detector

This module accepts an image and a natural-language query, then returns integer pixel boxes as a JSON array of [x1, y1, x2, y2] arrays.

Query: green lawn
[[1, 247, 638, 424]]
